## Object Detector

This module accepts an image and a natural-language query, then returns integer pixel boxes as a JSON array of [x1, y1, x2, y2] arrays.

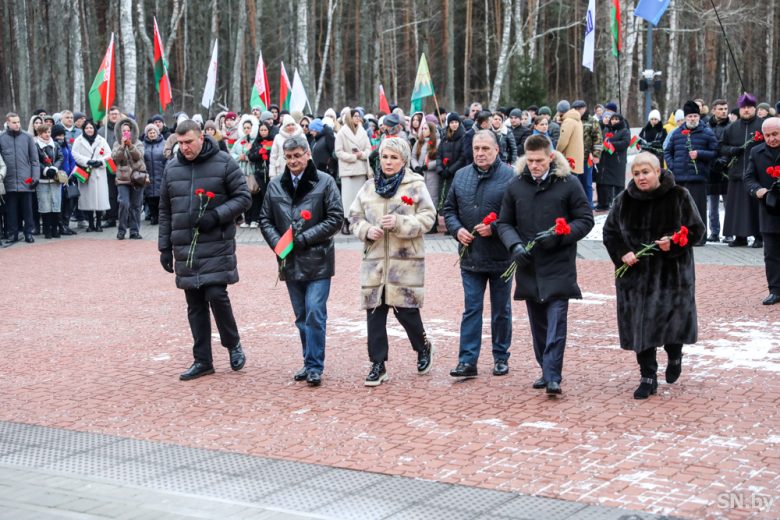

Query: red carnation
[[482, 212, 497, 226], [195, 188, 205, 196], [768, 166, 780, 179], [605, 133, 614, 139], [401, 195, 414, 206], [99, 148, 105, 155], [443, 158, 449, 166], [672, 225, 689, 247], [300, 209, 312, 220], [681, 129, 691, 136], [554, 217, 571, 235], [24, 177, 33, 185], [206, 191, 215, 199], [43, 156, 52, 165], [567, 157, 576, 169], [754, 131, 764, 142], [68, 138, 74, 144]]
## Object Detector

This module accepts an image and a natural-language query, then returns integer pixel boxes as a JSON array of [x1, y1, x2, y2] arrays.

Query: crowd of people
[[2, 93, 779, 399]]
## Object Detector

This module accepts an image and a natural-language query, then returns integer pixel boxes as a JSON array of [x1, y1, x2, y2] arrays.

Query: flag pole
[[709, 0, 746, 92], [103, 33, 113, 141], [432, 93, 442, 128], [617, 49, 623, 115]]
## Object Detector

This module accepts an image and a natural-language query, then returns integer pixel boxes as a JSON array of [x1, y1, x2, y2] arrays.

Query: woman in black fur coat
[[603, 152, 705, 399]]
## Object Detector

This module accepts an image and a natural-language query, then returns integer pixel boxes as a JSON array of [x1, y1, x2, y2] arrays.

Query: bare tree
[[71, 1, 85, 112], [120, 0, 137, 114], [14, 0, 30, 115], [489, 0, 514, 110], [314, 0, 337, 113], [230, 0, 247, 110], [296, 0, 312, 100]]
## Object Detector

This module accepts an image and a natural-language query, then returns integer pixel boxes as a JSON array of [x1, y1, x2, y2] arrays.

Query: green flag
[[410, 53, 434, 112]]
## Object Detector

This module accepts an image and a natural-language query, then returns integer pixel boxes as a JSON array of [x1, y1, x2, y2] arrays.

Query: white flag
[[290, 68, 310, 113], [201, 39, 218, 109], [582, 0, 595, 72]]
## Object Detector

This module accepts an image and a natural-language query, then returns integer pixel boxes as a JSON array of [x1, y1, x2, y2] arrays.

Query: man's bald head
[[763, 117, 780, 148], [763, 117, 780, 133]]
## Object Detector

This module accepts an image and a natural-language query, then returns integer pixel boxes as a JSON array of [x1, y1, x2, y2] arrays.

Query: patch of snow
[[472, 418, 508, 429], [151, 354, 171, 361], [519, 421, 560, 430], [689, 321, 780, 373]]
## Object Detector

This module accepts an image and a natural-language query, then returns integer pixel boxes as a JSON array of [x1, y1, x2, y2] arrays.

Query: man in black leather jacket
[[259, 135, 343, 387]]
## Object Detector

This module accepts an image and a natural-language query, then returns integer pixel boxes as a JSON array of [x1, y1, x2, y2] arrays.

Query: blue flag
[[634, 0, 671, 26]]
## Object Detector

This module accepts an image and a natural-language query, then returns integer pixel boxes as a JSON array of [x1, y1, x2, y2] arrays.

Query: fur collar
[[514, 150, 571, 178], [280, 160, 320, 200]]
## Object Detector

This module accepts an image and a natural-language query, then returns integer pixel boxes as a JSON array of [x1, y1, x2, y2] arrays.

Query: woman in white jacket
[[71, 120, 111, 232], [335, 109, 373, 234], [268, 115, 305, 178]]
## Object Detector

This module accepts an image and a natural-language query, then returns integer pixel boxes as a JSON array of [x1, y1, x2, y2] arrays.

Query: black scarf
[[374, 167, 405, 199], [83, 129, 97, 145]]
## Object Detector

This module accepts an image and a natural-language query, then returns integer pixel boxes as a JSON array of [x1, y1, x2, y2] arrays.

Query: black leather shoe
[[365, 362, 388, 387], [728, 237, 748, 247], [293, 367, 309, 381], [417, 340, 434, 374], [546, 381, 562, 394], [666, 356, 682, 384], [306, 371, 322, 387], [129, 232, 142, 240], [532, 377, 546, 389], [763, 293, 780, 305], [706, 234, 720, 242], [7, 234, 20, 243], [751, 238, 763, 248], [61, 227, 77, 236], [24, 234, 35, 243], [492, 361, 509, 376], [633, 377, 658, 399], [117, 231, 125, 240], [228, 344, 246, 371], [449, 362, 478, 378], [179, 362, 215, 381]]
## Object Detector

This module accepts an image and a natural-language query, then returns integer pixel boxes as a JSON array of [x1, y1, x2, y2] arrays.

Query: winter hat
[[324, 108, 338, 121], [757, 102, 772, 113], [225, 112, 238, 121], [204, 120, 218, 132], [259, 111, 274, 123], [425, 114, 438, 125], [176, 113, 189, 125], [683, 100, 700, 116], [144, 123, 158, 137], [192, 114, 204, 127], [571, 100, 587, 110], [648, 109, 661, 122], [384, 113, 401, 127], [556, 100, 571, 114], [280, 114, 297, 129], [291, 110, 305, 123], [509, 108, 523, 118], [446, 112, 461, 125], [605, 102, 618, 112], [73, 112, 86, 122], [602, 111, 614, 121], [309, 118, 324, 133], [526, 105, 539, 113], [50, 124, 66, 139], [150, 114, 165, 124], [354, 106, 366, 118], [674, 109, 685, 122], [737, 92, 757, 108], [538, 106, 552, 116]]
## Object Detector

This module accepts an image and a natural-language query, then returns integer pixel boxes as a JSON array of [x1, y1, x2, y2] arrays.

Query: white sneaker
[[249, 221, 259, 228], [239, 222, 249, 228]]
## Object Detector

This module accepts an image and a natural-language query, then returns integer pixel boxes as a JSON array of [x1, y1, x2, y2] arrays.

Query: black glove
[[293, 233, 307, 249], [44, 167, 57, 179], [511, 244, 532, 268], [88, 160, 103, 168], [440, 167, 451, 180], [733, 147, 744, 157], [28, 179, 39, 190], [414, 165, 424, 174], [533, 231, 562, 250], [196, 210, 220, 232], [160, 250, 174, 273]]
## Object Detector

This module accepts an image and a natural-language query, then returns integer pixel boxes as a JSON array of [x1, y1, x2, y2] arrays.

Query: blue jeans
[[285, 278, 331, 374], [526, 299, 569, 383], [707, 194, 721, 236], [117, 184, 144, 234], [459, 270, 512, 365], [579, 165, 594, 209]]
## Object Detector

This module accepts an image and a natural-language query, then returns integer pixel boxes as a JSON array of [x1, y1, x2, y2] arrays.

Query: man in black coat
[[497, 135, 594, 395], [259, 135, 343, 387], [443, 130, 515, 379], [721, 93, 764, 247], [706, 99, 731, 242], [158, 120, 252, 381], [744, 117, 780, 305], [0, 112, 39, 243]]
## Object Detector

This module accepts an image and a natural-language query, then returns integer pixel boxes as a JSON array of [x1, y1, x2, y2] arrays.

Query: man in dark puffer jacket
[[158, 120, 252, 381]]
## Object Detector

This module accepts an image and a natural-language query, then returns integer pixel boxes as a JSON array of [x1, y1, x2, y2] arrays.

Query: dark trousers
[[677, 181, 707, 244], [366, 304, 427, 363], [707, 194, 722, 236], [595, 184, 621, 209], [60, 192, 76, 229], [4, 191, 34, 237], [579, 165, 594, 209], [526, 299, 569, 384], [458, 269, 512, 365], [105, 173, 118, 221], [183, 284, 240, 366], [146, 196, 160, 222], [636, 344, 682, 378], [764, 232, 780, 294], [246, 192, 263, 223]]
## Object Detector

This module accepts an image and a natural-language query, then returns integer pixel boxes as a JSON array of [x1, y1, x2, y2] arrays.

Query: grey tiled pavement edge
[[0, 421, 682, 520]]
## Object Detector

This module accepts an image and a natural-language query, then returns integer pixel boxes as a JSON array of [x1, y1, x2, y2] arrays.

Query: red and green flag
[[72, 166, 90, 183], [587, 154, 594, 168], [629, 135, 640, 150], [279, 62, 292, 112], [274, 227, 294, 259], [153, 17, 173, 112], [88, 34, 116, 122], [378, 84, 391, 115], [410, 53, 434, 113], [604, 140, 616, 155], [610, 0, 622, 57], [250, 51, 271, 111], [105, 157, 117, 174]]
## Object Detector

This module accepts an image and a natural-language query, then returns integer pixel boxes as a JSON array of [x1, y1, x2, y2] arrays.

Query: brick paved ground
[[0, 233, 777, 519]]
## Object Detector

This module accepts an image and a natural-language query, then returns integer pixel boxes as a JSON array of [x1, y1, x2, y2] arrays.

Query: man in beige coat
[[556, 103, 584, 175]]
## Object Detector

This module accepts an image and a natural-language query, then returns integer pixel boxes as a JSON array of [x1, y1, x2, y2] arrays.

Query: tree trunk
[[463, 0, 472, 109], [314, 0, 336, 113], [120, 0, 137, 114], [333, 0, 344, 108], [484, 0, 491, 89], [296, 0, 312, 101], [52, 0, 69, 110], [445, 0, 455, 110], [489, 0, 513, 111], [664, 0, 679, 114], [230, 0, 247, 110], [14, 0, 30, 115], [166, 0, 187, 59], [767, 0, 776, 99], [71, 0, 84, 112]]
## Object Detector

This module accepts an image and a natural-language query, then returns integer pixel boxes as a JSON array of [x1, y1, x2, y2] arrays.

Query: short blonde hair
[[631, 151, 661, 172], [378, 136, 411, 165]]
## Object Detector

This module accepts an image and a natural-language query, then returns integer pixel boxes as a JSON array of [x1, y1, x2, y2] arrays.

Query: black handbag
[[64, 183, 80, 199]]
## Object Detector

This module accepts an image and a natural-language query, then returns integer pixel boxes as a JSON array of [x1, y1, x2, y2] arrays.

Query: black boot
[[417, 338, 434, 374], [43, 214, 53, 239], [86, 213, 96, 232], [51, 215, 61, 238], [95, 212, 104, 232], [633, 377, 658, 399], [666, 355, 683, 384]]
